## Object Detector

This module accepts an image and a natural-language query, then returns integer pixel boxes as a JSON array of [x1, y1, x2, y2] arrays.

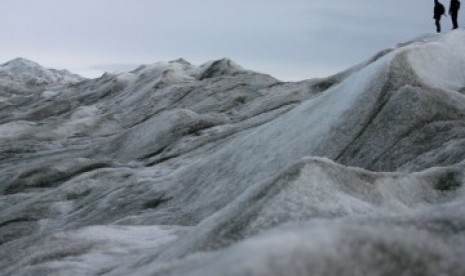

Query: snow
[[1, 31, 465, 276]]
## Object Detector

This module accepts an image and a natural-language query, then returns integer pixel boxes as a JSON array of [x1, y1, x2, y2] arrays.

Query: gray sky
[[1, 0, 460, 80]]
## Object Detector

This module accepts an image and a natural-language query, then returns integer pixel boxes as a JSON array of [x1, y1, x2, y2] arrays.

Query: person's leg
[[452, 12, 459, 29], [436, 19, 441, 32]]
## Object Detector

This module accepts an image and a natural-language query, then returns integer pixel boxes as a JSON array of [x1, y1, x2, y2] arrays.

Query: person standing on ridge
[[449, 0, 461, 29], [434, 0, 446, 33]]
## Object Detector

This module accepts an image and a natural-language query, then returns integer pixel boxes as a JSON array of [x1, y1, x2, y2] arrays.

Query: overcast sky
[[1, 0, 461, 80]]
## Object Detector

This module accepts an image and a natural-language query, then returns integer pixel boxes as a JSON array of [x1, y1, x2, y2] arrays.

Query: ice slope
[[1, 31, 465, 276]]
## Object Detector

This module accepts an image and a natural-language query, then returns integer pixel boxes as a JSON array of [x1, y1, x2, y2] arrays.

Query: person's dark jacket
[[450, 0, 461, 14], [435, 2, 446, 19]]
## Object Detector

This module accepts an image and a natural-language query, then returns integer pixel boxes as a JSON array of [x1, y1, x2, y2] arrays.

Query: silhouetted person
[[449, 0, 461, 29], [434, 0, 446, 33]]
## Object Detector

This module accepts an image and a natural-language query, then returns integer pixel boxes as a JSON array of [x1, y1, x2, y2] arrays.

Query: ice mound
[[0, 58, 83, 88]]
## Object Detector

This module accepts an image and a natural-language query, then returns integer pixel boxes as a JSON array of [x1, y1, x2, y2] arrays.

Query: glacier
[[1, 31, 465, 276]]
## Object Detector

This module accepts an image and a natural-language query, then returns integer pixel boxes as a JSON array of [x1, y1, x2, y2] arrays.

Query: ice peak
[[199, 58, 244, 80], [169, 58, 192, 66], [2, 57, 43, 69]]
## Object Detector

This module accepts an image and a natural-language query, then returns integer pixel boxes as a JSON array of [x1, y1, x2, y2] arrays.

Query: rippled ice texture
[[1, 32, 465, 276]]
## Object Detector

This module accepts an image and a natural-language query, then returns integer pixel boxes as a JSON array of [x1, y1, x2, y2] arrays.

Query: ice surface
[[407, 31, 465, 91], [1, 32, 465, 276], [40, 90, 60, 100], [0, 121, 36, 138]]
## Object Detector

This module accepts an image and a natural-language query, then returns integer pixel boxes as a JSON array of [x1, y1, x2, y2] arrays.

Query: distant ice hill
[[1, 31, 465, 276], [0, 58, 83, 97]]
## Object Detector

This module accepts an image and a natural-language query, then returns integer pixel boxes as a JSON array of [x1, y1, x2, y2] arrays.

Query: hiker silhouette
[[449, 0, 461, 29], [434, 0, 446, 33]]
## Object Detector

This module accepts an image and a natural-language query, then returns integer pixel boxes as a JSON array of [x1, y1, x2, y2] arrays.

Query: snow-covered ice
[[1, 31, 465, 276]]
